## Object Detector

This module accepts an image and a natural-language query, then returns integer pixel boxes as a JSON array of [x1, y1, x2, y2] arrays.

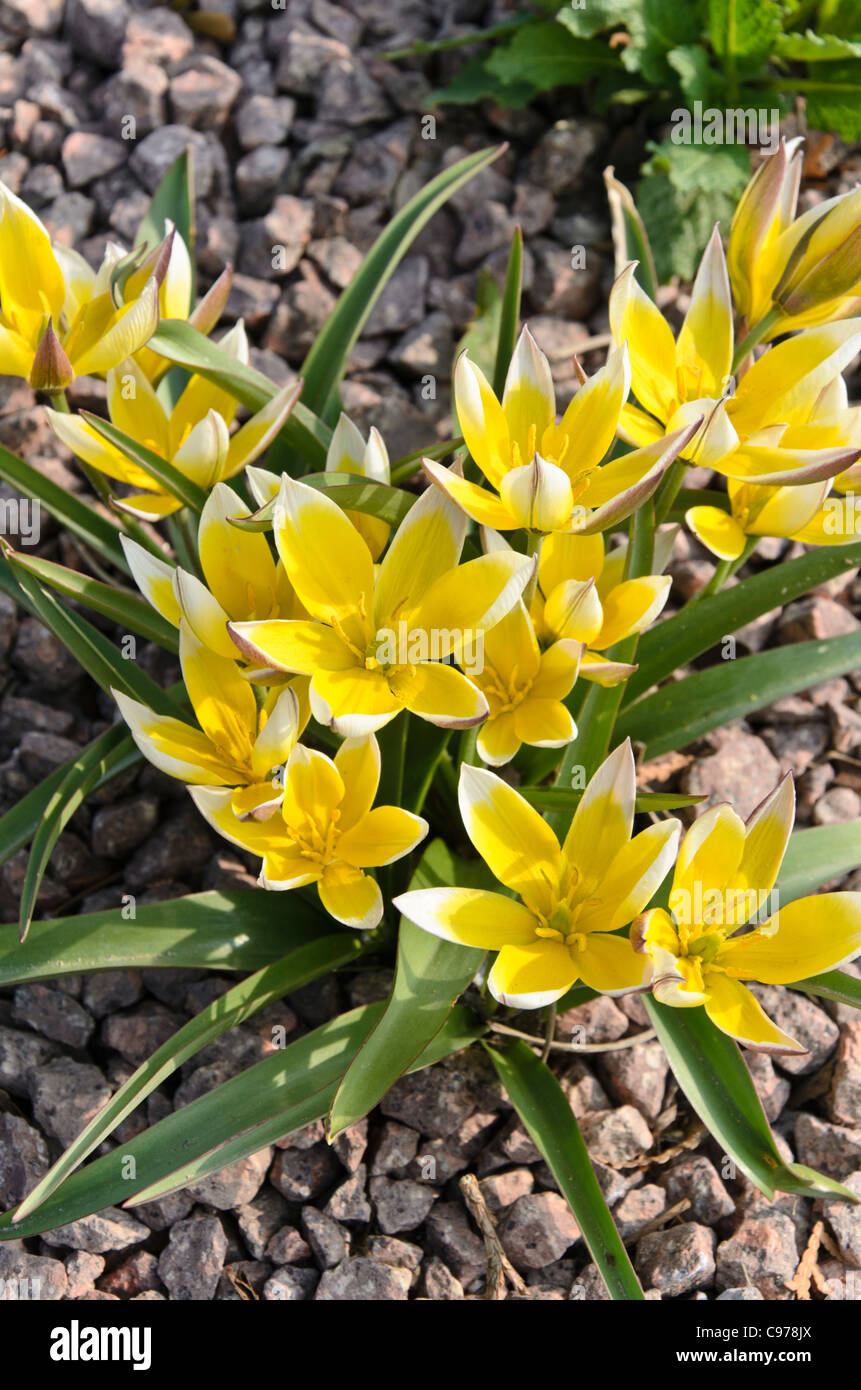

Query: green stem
[[540, 1001, 557, 1064], [731, 307, 783, 375], [694, 536, 759, 602], [653, 459, 686, 527]]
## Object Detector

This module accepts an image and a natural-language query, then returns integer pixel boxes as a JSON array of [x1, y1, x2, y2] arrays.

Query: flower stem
[[731, 307, 783, 374], [540, 1001, 557, 1063]]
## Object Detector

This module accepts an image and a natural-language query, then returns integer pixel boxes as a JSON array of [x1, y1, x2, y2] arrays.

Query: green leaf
[[8, 563, 186, 718], [17, 724, 132, 942], [801, 63, 861, 141], [457, 267, 502, 384], [5, 549, 178, 652], [146, 320, 331, 469], [81, 414, 207, 514], [0, 443, 128, 572], [0, 724, 140, 871], [556, 0, 638, 38], [624, 538, 861, 706], [0, 1003, 483, 1235], [14, 933, 363, 1222], [798, 969, 861, 1009], [430, 51, 536, 108], [520, 787, 704, 813], [777, 821, 861, 903], [484, 1040, 645, 1300], [0, 890, 335, 987], [622, 0, 708, 85], [136, 150, 195, 282], [617, 630, 861, 759], [486, 22, 619, 92], [776, 28, 861, 61], [327, 840, 486, 1139], [708, 0, 783, 74], [637, 141, 750, 282], [299, 145, 506, 420], [604, 167, 659, 300], [645, 996, 855, 1202], [492, 226, 523, 398]]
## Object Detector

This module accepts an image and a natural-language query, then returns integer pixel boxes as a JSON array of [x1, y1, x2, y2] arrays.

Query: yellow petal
[[250, 685, 300, 780], [198, 483, 279, 621], [530, 639, 582, 700], [310, 665, 401, 737], [73, 277, 159, 376], [411, 550, 533, 644], [229, 619, 354, 676], [179, 622, 257, 768], [488, 941, 578, 1009], [374, 475, 466, 630], [512, 697, 575, 749], [593, 575, 671, 649], [544, 579, 603, 645], [174, 569, 236, 659], [334, 734, 381, 830], [337, 805, 428, 867], [113, 691, 233, 785], [480, 600, 541, 686], [453, 351, 511, 487], [676, 226, 733, 399], [477, 711, 521, 766], [318, 863, 382, 930], [106, 358, 170, 459], [458, 764, 561, 917], [670, 804, 746, 919], [553, 343, 631, 477], [539, 531, 605, 592], [576, 933, 653, 996], [501, 326, 555, 467], [120, 535, 180, 627], [746, 482, 829, 539], [281, 745, 344, 835], [731, 319, 861, 438], [422, 459, 514, 531], [685, 505, 747, 561], [225, 380, 303, 478], [173, 409, 229, 489], [719, 892, 861, 983], [702, 971, 805, 1053], [0, 181, 65, 331], [274, 475, 373, 645], [389, 662, 488, 729], [577, 651, 638, 686], [190, 785, 286, 854], [562, 740, 635, 894], [733, 774, 794, 899], [499, 456, 574, 533], [46, 407, 150, 488], [609, 262, 677, 423], [393, 886, 537, 948], [326, 412, 366, 473]]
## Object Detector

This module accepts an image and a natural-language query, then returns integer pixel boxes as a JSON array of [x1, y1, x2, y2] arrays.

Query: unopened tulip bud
[[29, 320, 74, 393]]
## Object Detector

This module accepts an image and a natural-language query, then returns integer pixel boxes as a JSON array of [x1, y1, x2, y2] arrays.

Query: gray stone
[[91, 797, 159, 858], [369, 1176, 437, 1234], [579, 1106, 653, 1167], [315, 1257, 411, 1301], [500, 1192, 580, 1270], [186, 1148, 272, 1210], [425, 1201, 485, 1284], [169, 56, 241, 130], [0, 1112, 50, 1208], [0, 1245, 67, 1299], [41, 1207, 149, 1254], [12, 983, 94, 1048], [636, 1222, 716, 1297], [64, 1250, 105, 1299], [236, 93, 295, 150], [270, 1142, 341, 1203], [263, 1265, 319, 1300], [660, 1156, 736, 1226], [301, 1208, 347, 1269], [61, 131, 125, 187], [129, 125, 215, 199], [158, 1216, 227, 1301], [236, 1188, 289, 1260], [715, 1213, 799, 1299], [30, 1057, 111, 1146], [65, 0, 130, 67], [325, 1164, 372, 1224]]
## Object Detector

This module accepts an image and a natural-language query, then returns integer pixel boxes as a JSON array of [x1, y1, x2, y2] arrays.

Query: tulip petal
[[310, 666, 401, 737], [576, 933, 654, 996], [670, 804, 746, 918], [453, 352, 511, 486], [686, 505, 747, 560], [422, 459, 514, 531], [477, 711, 521, 766], [228, 619, 355, 675], [529, 639, 582, 701], [609, 262, 677, 423], [733, 774, 794, 899], [488, 941, 578, 1009], [190, 785, 286, 854], [74, 277, 160, 376], [676, 226, 733, 399], [114, 691, 233, 785], [562, 740, 636, 894], [502, 326, 556, 466], [411, 551, 533, 646], [120, 535, 181, 627], [337, 805, 428, 867], [174, 569, 236, 659], [513, 697, 575, 749], [459, 764, 561, 916], [544, 578, 603, 645], [179, 622, 257, 767], [389, 662, 489, 729], [250, 685, 300, 780], [719, 892, 861, 983], [539, 531, 605, 592], [334, 734, 381, 830], [318, 863, 382, 930], [374, 473, 467, 629], [553, 343, 631, 478], [593, 575, 671, 649], [225, 380, 303, 477], [703, 971, 805, 1053], [393, 886, 537, 948], [274, 474, 374, 645], [578, 819, 681, 934], [499, 456, 574, 533], [198, 482, 279, 622]]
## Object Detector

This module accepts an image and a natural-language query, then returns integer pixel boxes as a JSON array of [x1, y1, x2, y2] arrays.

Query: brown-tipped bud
[[29, 321, 74, 393], [190, 263, 233, 337], [776, 223, 861, 317]]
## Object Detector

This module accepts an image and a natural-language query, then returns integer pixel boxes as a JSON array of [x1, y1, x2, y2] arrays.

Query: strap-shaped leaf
[[146, 320, 331, 468], [0, 1004, 483, 1236], [521, 787, 703, 813], [492, 226, 523, 396], [0, 889, 333, 986], [82, 414, 208, 513], [327, 839, 487, 1139], [230, 472, 415, 532], [645, 997, 855, 1202], [14, 932, 363, 1223], [485, 1039, 645, 1300], [778, 821, 861, 903], [625, 538, 861, 707], [17, 724, 132, 942], [617, 631, 861, 759], [5, 549, 178, 652], [136, 149, 195, 291], [0, 442, 128, 571], [299, 144, 505, 419]]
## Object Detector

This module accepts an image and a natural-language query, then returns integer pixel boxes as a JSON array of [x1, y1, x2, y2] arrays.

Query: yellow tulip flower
[[532, 530, 672, 687], [114, 621, 308, 818], [0, 182, 159, 388], [633, 777, 861, 1052], [228, 474, 534, 736], [728, 138, 861, 339], [614, 230, 861, 485], [326, 413, 391, 560], [466, 599, 581, 766], [46, 338, 301, 520], [125, 220, 231, 382], [191, 734, 428, 930], [395, 740, 681, 1007], [424, 327, 695, 535], [686, 479, 831, 560]]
